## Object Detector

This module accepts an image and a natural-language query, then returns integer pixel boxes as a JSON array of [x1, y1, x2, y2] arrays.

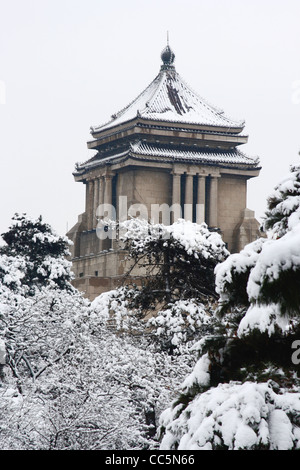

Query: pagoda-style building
[[68, 45, 261, 300]]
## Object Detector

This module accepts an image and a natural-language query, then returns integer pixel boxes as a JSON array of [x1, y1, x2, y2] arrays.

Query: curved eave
[[90, 116, 245, 140], [129, 150, 260, 171], [87, 117, 247, 152], [73, 147, 260, 181]]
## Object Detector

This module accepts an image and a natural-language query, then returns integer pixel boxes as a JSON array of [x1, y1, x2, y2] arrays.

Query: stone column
[[87, 179, 94, 231], [103, 173, 114, 250], [104, 174, 113, 212], [85, 182, 89, 229], [209, 175, 219, 228], [172, 172, 181, 223], [99, 176, 104, 208], [196, 175, 206, 224], [96, 176, 105, 252], [93, 178, 100, 229], [184, 173, 193, 222]]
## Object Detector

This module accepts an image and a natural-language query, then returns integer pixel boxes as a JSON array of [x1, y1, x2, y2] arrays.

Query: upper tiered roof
[[90, 45, 245, 136], [74, 45, 260, 177]]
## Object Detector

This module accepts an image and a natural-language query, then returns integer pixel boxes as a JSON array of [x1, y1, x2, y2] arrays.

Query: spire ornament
[[160, 39, 175, 70]]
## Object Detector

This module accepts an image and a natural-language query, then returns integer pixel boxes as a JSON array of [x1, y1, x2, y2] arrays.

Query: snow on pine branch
[[159, 378, 300, 450], [263, 164, 300, 238], [246, 223, 300, 303], [120, 218, 229, 261], [148, 299, 211, 349], [215, 237, 265, 301]]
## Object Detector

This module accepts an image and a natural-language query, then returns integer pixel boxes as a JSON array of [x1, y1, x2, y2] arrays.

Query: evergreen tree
[[0, 213, 73, 294], [158, 163, 300, 450], [120, 218, 229, 310], [263, 163, 300, 238]]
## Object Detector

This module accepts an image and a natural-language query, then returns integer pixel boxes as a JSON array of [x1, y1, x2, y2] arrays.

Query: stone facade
[[68, 46, 262, 300]]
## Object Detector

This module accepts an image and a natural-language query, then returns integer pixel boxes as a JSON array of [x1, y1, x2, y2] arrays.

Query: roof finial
[[161, 36, 175, 70]]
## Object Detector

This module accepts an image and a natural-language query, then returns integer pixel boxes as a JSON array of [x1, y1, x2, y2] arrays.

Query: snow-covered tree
[[121, 218, 229, 310], [159, 377, 300, 450], [216, 163, 300, 319], [0, 215, 195, 449], [158, 163, 300, 450], [103, 218, 228, 352], [0, 285, 193, 449], [0, 214, 73, 294], [91, 219, 228, 353], [0, 285, 87, 390], [263, 163, 300, 238]]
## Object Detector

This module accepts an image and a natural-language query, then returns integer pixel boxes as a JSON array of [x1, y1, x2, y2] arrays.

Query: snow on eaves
[[131, 142, 259, 167], [75, 142, 259, 174]]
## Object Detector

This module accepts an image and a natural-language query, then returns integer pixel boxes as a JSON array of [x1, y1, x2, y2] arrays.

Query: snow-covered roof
[[90, 47, 245, 135], [130, 142, 259, 167], [75, 141, 259, 174]]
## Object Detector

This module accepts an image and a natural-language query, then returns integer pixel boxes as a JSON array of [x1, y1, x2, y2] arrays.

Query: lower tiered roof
[[75, 140, 260, 176]]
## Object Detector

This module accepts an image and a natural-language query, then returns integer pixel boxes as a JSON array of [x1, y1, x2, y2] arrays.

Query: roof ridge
[[91, 73, 161, 133], [169, 71, 244, 127], [177, 72, 225, 116], [112, 73, 161, 120], [140, 69, 168, 116]]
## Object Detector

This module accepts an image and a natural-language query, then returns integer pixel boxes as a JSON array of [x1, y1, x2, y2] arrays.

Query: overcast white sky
[[0, 0, 299, 240]]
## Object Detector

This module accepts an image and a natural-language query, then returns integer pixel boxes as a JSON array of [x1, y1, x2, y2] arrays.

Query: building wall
[[117, 167, 172, 222], [68, 165, 261, 300], [70, 250, 147, 300], [79, 230, 101, 258], [217, 175, 247, 251]]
